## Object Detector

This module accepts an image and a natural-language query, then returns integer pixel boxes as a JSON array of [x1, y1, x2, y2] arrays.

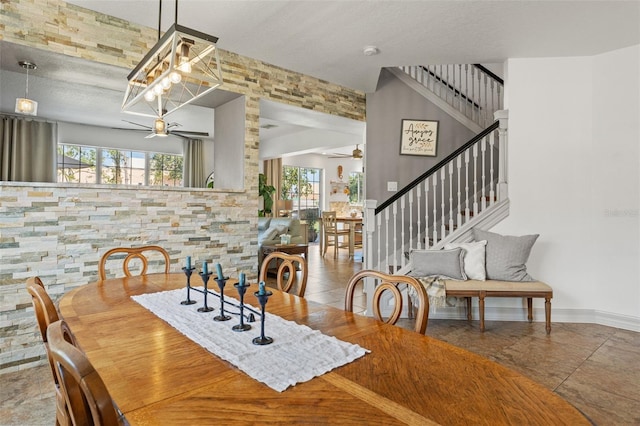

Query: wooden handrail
[[375, 121, 499, 215]]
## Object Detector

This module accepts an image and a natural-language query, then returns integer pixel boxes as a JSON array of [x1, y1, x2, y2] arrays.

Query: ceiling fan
[[329, 145, 363, 159], [119, 118, 210, 139]]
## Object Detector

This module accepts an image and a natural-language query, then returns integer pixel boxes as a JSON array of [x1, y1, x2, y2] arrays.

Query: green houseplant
[[258, 173, 276, 216]]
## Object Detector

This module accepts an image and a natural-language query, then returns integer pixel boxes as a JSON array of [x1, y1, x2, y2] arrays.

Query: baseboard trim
[[427, 307, 640, 332]]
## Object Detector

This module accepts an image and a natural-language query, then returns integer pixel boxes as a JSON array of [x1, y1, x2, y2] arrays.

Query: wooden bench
[[443, 280, 553, 334]]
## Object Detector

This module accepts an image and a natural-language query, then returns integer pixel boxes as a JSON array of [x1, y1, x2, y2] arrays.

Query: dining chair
[[321, 211, 350, 258], [25, 277, 70, 426], [98, 245, 171, 280], [344, 269, 429, 334], [259, 252, 308, 297], [47, 320, 123, 426]]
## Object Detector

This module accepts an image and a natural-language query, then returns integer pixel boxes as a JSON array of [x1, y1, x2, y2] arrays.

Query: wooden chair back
[[25, 277, 71, 426], [47, 320, 122, 426], [98, 245, 171, 280], [26, 277, 59, 343], [345, 269, 429, 334], [259, 252, 308, 297], [321, 211, 350, 258]]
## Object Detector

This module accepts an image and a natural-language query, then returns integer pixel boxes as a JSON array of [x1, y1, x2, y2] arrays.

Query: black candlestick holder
[[180, 267, 197, 305], [232, 281, 252, 332], [197, 272, 214, 312], [252, 290, 273, 345], [213, 276, 231, 321]]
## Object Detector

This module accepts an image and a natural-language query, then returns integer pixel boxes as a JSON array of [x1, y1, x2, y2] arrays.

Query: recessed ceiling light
[[363, 46, 379, 56]]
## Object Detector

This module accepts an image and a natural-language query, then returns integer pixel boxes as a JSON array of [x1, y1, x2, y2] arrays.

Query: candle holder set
[[180, 262, 273, 345]]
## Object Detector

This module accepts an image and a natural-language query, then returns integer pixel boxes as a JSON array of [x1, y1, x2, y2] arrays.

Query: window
[[281, 166, 322, 240], [58, 145, 97, 183], [57, 144, 183, 187], [348, 171, 364, 204]]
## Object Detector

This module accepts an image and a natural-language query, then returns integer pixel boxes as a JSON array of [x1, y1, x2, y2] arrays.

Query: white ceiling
[[1, 1, 638, 156], [67, 0, 640, 92]]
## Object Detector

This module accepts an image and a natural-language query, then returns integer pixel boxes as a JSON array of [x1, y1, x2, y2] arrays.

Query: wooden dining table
[[58, 273, 590, 425]]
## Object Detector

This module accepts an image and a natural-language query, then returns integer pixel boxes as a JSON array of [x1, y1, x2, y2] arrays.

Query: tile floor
[[1, 244, 639, 425]]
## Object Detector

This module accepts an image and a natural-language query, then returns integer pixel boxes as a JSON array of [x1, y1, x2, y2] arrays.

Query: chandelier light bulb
[[144, 90, 156, 102], [161, 76, 172, 89], [178, 59, 192, 74], [153, 83, 164, 96], [169, 71, 182, 84]]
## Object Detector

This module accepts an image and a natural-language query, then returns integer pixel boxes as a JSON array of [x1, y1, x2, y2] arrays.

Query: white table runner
[[132, 287, 369, 392]]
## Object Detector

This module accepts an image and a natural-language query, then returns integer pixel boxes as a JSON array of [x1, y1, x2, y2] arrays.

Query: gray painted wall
[[214, 96, 245, 190], [365, 68, 476, 206]]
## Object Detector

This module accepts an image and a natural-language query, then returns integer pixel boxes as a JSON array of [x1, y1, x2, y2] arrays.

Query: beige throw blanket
[[408, 277, 460, 311]]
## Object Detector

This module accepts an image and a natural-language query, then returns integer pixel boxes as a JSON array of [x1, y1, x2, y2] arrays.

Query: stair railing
[[363, 111, 509, 274], [399, 64, 504, 129]]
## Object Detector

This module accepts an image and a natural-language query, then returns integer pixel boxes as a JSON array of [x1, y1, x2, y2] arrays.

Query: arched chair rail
[[345, 269, 429, 334], [259, 252, 308, 297], [98, 245, 171, 280]]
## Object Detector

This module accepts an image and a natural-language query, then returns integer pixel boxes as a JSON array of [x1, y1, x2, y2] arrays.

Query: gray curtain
[[183, 138, 205, 187], [0, 116, 57, 182]]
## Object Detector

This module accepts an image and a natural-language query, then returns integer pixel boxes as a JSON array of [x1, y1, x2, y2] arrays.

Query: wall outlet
[[387, 181, 398, 192]]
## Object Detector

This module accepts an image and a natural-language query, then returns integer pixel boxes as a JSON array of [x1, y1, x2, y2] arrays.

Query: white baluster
[[464, 149, 471, 223], [464, 64, 470, 119], [456, 64, 462, 111], [384, 208, 390, 274], [483, 73, 488, 127], [400, 196, 406, 269], [489, 129, 495, 205], [376, 211, 382, 271], [408, 191, 414, 256], [416, 184, 422, 250], [446, 65, 451, 105], [432, 175, 438, 244], [392, 201, 398, 273], [473, 143, 479, 216], [481, 136, 487, 211], [456, 156, 462, 227], [470, 66, 476, 123], [477, 71, 482, 127], [490, 79, 496, 119], [448, 162, 454, 235], [440, 168, 446, 238], [424, 179, 430, 248]]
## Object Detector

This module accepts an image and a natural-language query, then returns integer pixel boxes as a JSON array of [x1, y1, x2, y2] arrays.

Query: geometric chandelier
[[121, 22, 223, 119]]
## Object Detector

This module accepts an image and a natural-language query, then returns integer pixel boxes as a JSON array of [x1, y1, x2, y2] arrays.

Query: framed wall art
[[399, 119, 439, 157]]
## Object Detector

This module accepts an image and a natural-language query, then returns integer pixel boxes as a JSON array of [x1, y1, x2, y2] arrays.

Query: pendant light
[[15, 61, 38, 116]]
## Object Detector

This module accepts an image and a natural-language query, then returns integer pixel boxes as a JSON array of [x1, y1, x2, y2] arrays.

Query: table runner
[[132, 287, 368, 392]]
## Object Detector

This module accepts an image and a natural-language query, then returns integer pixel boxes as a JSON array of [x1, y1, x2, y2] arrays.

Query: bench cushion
[[444, 279, 552, 293]]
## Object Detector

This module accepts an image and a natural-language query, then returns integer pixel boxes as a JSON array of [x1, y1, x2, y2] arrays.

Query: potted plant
[[304, 209, 319, 242], [258, 173, 276, 217]]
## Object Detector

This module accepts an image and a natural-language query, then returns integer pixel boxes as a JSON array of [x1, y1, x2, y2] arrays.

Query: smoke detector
[[363, 46, 379, 56]]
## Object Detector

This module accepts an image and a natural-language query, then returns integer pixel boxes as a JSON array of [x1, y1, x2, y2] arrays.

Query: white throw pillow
[[444, 240, 487, 281]]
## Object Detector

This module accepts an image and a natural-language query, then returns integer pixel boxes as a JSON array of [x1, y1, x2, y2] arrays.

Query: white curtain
[[183, 138, 206, 188], [0, 116, 57, 182]]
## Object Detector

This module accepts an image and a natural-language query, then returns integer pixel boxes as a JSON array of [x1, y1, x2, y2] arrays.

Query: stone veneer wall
[[0, 0, 365, 373]]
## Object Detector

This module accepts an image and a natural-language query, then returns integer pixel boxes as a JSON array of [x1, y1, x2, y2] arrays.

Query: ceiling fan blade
[[122, 120, 152, 130], [111, 127, 148, 132], [173, 130, 210, 136], [328, 153, 351, 158]]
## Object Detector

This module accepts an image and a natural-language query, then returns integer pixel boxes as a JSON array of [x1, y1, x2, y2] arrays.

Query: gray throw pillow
[[409, 248, 467, 280], [473, 229, 539, 281]]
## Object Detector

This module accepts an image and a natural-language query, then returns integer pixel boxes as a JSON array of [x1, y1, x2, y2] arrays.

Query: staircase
[[363, 64, 508, 275]]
